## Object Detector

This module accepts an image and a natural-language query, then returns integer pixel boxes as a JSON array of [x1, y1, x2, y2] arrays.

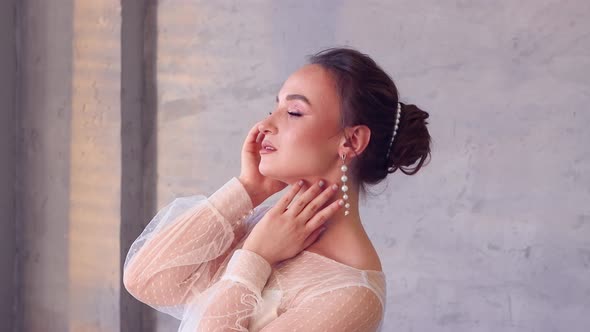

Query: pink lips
[[260, 140, 277, 154]]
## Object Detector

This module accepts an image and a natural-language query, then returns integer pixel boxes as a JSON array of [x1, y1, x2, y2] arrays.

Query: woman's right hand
[[238, 122, 287, 207]]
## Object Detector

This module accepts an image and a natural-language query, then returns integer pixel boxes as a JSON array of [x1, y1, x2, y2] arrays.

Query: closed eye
[[287, 111, 302, 117]]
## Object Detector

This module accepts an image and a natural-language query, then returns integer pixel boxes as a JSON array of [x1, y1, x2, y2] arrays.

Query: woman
[[123, 47, 431, 331]]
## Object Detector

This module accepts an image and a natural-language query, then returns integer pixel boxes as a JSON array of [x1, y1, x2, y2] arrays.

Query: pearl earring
[[340, 153, 351, 216]]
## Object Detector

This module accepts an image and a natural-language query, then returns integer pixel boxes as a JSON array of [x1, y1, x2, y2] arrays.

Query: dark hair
[[308, 47, 432, 192]]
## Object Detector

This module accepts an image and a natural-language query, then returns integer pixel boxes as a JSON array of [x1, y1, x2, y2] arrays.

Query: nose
[[258, 113, 277, 134]]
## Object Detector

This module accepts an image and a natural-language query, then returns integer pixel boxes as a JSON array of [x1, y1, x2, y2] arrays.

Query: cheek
[[286, 128, 322, 152], [286, 133, 335, 168]]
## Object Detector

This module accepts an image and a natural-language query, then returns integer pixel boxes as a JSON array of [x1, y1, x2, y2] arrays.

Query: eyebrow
[[275, 94, 312, 106]]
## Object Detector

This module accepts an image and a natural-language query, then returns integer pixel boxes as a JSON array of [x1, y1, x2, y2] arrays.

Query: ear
[[339, 125, 371, 158]]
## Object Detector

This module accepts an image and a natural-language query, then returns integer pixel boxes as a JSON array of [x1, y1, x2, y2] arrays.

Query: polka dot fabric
[[124, 178, 387, 331]]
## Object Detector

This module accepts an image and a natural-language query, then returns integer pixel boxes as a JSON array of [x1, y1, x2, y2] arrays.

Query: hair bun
[[387, 103, 432, 175]]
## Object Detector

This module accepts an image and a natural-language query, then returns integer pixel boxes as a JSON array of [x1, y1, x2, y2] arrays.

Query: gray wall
[[17, 0, 74, 331], [16, 1, 124, 331], [4, 0, 590, 331], [0, 0, 17, 331], [152, 1, 590, 331]]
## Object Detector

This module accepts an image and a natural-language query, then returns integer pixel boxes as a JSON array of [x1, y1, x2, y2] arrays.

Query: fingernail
[[318, 180, 325, 187], [332, 184, 338, 191], [298, 180, 304, 186], [338, 200, 344, 206], [320, 226, 327, 233]]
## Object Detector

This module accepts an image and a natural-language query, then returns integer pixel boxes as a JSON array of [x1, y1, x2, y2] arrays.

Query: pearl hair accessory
[[385, 102, 402, 172], [340, 153, 351, 216]]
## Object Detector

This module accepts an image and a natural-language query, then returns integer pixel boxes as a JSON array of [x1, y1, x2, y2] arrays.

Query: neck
[[296, 179, 366, 250]]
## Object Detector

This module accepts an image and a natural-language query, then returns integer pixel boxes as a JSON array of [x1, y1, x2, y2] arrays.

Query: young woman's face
[[258, 64, 344, 184]]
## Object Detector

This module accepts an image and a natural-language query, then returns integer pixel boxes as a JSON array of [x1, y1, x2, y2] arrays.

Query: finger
[[273, 180, 305, 213], [302, 226, 327, 249], [255, 131, 264, 144], [242, 124, 261, 153], [297, 183, 339, 222], [305, 198, 344, 232], [245, 122, 262, 145], [286, 180, 326, 217]]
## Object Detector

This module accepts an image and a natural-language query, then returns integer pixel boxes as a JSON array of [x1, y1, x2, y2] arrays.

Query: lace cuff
[[208, 177, 254, 225], [220, 249, 272, 297]]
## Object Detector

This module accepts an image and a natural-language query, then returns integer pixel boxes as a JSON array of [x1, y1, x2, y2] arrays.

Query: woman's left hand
[[242, 179, 343, 266]]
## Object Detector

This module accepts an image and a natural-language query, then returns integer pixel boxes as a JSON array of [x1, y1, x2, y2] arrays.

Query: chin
[[258, 163, 279, 179]]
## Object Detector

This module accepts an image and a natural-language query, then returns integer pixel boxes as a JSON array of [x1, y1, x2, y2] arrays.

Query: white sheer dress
[[123, 178, 387, 331]]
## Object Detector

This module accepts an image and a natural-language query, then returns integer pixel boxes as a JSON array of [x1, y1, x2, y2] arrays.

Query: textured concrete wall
[[17, 1, 124, 331], [12, 0, 590, 331], [67, 1, 122, 331], [17, 0, 73, 330], [120, 1, 158, 331], [0, 0, 16, 331], [151, 1, 590, 331]]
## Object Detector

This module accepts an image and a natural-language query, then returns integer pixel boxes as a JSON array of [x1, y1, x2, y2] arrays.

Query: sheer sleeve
[[178, 248, 273, 331], [123, 177, 263, 319], [259, 286, 384, 332]]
